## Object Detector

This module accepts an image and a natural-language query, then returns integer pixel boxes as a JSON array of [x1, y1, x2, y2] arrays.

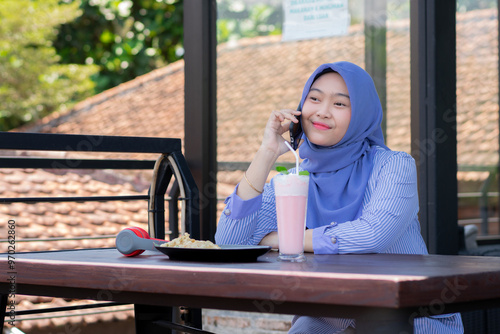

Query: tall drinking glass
[[274, 174, 309, 262]]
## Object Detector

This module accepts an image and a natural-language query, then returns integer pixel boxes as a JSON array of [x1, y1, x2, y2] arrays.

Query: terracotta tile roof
[[0, 166, 149, 331], [20, 10, 499, 170], [0, 168, 150, 250], [18, 60, 185, 140], [456, 9, 499, 168], [12, 298, 133, 332], [4, 8, 498, 331], [0, 155, 153, 331]]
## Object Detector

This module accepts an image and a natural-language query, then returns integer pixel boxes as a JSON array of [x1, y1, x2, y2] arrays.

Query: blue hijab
[[298, 62, 389, 228]]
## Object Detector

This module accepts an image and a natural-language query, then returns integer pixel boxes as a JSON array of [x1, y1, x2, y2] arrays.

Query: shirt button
[[331, 237, 337, 244], [330, 222, 337, 226], [224, 209, 231, 216]]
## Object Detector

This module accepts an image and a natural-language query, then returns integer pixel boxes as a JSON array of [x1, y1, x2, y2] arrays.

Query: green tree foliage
[[54, 0, 183, 93], [216, 0, 282, 43], [457, 0, 496, 12], [0, 0, 99, 131]]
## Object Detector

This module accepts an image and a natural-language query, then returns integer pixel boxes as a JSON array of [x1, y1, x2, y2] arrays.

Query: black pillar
[[410, 1, 458, 254], [183, 0, 217, 241]]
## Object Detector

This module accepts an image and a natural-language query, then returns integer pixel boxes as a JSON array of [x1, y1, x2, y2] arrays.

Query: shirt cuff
[[223, 183, 263, 220], [312, 224, 339, 254]]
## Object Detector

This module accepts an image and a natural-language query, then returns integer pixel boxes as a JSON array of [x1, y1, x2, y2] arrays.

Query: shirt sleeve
[[313, 152, 420, 254], [222, 184, 263, 220], [215, 182, 278, 246], [312, 224, 340, 254]]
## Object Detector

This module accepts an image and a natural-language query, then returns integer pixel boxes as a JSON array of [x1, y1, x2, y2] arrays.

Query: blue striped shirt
[[215, 147, 464, 333]]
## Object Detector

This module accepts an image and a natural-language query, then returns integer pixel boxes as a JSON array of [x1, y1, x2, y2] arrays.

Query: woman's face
[[301, 72, 351, 147]]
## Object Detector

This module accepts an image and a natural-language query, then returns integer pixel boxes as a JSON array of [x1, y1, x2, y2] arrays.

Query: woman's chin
[[308, 137, 341, 148]]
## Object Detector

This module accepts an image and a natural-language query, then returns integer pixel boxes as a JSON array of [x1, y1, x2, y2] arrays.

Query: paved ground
[[203, 309, 293, 333]]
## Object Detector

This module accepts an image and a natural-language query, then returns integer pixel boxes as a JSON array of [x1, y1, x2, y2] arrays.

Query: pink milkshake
[[274, 174, 309, 262]]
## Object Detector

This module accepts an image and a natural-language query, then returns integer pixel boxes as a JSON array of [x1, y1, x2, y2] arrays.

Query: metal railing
[[0, 132, 200, 331], [458, 165, 499, 240]]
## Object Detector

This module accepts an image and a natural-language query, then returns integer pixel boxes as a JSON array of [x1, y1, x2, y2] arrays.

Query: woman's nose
[[315, 103, 331, 118]]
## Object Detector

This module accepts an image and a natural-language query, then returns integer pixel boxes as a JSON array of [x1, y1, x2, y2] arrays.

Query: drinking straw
[[284, 141, 300, 175]]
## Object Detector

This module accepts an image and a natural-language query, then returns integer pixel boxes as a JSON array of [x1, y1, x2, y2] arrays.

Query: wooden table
[[1, 248, 500, 333]]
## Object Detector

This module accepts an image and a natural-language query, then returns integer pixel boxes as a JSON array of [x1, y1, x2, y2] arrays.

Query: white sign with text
[[282, 0, 350, 41]]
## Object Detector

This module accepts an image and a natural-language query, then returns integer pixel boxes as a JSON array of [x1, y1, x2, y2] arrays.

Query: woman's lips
[[312, 122, 331, 130]]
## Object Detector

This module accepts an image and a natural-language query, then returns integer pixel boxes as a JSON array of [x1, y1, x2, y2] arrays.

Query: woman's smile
[[312, 121, 331, 130]]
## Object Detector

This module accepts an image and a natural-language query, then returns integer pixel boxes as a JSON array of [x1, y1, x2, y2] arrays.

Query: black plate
[[154, 244, 272, 262]]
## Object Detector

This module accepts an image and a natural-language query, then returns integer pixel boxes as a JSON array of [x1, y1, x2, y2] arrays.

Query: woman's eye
[[309, 96, 319, 102]]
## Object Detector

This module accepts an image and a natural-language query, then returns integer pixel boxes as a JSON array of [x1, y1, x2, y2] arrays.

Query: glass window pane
[[213, 0, 411, 328], [216, 0, 411, 198], [456, 3, 500, 238]]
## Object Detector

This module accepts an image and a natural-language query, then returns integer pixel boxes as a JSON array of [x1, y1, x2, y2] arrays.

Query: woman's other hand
[[259, 229, 314, 253], [259, 231, 279, 249]]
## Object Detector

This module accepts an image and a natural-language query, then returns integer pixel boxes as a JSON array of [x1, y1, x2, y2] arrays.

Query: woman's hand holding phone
[[237, 108, 301, 201], [261, 109, 302, 157]]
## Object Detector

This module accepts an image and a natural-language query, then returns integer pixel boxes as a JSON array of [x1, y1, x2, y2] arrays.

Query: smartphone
[[289, 105, 302, 150]]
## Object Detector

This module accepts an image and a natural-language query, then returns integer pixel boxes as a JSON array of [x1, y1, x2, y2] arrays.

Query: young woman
[[215, 61, 464, 333]]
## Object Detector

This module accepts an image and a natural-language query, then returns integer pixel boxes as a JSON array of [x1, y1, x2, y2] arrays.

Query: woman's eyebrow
[[335, 92, 350, 99], [310, 88, 350, 99]]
